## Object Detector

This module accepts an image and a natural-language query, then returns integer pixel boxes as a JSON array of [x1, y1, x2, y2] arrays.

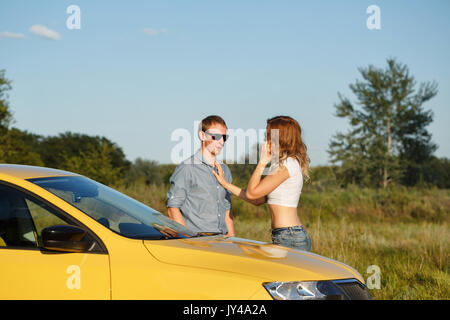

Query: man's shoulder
[[170, 154, 203, 177], [170, 156, 196, 179], [179, 153, 203, 166], [173, 154, 199, 170]]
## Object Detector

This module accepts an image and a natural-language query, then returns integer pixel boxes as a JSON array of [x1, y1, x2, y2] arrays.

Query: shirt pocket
[[189, 181, 211, 201]]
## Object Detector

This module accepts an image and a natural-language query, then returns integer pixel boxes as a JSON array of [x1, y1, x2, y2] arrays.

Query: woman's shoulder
[[283, 157, 301, 176], [283, 156, 300, 167]]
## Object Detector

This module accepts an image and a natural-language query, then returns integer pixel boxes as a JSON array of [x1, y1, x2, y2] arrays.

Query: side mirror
[[41, 225, 92, 253]]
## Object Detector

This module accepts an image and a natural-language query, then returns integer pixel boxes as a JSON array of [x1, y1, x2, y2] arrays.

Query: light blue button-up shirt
[[166, 149, 232, 234]]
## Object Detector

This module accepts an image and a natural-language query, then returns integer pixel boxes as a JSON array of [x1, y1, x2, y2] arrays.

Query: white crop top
[[267, 157, 303, 208]]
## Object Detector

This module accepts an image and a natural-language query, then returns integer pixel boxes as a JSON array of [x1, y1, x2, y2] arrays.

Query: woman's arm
[[230, 184, 267, 206], [246, 142, 290, 200], [212, 163, 266, 206]]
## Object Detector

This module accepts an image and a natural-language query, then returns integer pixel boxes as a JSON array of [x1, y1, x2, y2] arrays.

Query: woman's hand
[[212, 162, 228, 188], [259, 141, 272, 166]]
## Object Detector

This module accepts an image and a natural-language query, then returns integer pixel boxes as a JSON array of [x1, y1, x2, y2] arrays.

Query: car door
[[0, 182, 111, 299]]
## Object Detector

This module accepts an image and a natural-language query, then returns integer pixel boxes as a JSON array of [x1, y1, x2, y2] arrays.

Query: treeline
[[225, 158, 450, 190], [0, 126, 178, 186], [4, 129, 448, 188], [1, 65, 449, 189], [0, 69, 154, 186], [1, 129, 131, 185], [308, 161, 450, 189]]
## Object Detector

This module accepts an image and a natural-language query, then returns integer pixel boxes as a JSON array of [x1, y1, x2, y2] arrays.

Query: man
[[166, 115, 235, 236]]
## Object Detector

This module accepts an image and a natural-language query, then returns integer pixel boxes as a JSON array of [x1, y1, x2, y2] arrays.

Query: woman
[[212, 116, 311, 251]]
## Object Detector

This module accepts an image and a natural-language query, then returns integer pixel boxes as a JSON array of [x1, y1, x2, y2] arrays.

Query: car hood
[[143, 236, 364, 283]]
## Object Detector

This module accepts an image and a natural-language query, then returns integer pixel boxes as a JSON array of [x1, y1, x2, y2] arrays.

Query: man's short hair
[[199, 115, 227, 132]]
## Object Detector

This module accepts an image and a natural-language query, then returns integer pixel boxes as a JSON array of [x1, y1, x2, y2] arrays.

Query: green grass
[[116, 183, 450, 300], [234, 217, 449, 299]]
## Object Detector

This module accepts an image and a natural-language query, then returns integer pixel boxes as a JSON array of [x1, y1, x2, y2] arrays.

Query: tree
[[0, 69, 13, 134], [61, 142, 126, 186], [125, 158, 163, 186], [0, 69, 131, 183], [0, 70, 43, 165], [421, 157, 450, 188], [328, 58, 438, 188], [1, 128, 43, 166], [35, 132, 129, 170]]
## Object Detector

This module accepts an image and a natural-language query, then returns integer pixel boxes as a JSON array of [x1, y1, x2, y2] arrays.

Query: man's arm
[[223, 164, 235, 237], [167, 207, 186, 226], [166, 164, 190, 226], [224, 210, 235, 237]]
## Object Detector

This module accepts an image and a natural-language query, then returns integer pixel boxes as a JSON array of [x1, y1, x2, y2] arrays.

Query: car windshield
[[28, 176, 199, 240]]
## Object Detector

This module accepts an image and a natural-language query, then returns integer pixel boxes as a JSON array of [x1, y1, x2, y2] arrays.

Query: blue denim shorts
[[271, 226, 312, 251]]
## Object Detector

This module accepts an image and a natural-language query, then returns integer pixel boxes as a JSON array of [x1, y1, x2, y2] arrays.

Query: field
[[117, 183, 450, 300]]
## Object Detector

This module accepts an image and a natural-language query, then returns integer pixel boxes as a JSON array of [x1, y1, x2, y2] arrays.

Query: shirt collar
[[194, 149, 214, 168]]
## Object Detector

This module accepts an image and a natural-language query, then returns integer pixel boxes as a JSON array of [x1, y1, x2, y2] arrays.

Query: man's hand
[[167, 207, 186, 226], [224, 210, 235, 238]]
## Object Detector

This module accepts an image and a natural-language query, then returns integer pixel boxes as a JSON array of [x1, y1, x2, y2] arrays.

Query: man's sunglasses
[[205, 131, 229, 142]]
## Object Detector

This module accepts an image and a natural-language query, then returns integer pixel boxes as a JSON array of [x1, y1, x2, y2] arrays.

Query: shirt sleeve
[[166, 164, 190, 208], [222, 164, 232, 211], [284, 157, 299, 177]]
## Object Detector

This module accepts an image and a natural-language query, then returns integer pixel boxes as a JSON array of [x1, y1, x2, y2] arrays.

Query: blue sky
[[1, 0, 449, 165]]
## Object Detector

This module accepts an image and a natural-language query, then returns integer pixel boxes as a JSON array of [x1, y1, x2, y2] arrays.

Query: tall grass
[[116, 183, 449, 300]]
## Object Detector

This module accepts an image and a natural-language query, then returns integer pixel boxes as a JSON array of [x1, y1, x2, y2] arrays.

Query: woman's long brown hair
[[266, 115, 310, 181]]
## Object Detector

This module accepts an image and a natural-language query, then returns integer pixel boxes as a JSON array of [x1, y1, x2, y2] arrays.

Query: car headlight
[[263, 281, 346, 300]]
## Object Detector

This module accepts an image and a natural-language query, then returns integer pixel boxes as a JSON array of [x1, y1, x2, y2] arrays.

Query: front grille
[[333, 279, 373, 300]]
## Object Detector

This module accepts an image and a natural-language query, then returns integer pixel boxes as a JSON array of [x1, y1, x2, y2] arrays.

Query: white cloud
[[0, 31, 25, 39], [143, 28, 159, 36], [143, 28, 167, 36], [29, 24, 61, 40]]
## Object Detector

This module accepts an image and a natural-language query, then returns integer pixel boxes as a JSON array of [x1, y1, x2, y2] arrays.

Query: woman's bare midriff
[[268, 204, 302, 229]]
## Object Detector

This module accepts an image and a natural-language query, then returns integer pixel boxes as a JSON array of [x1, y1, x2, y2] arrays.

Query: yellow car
[[0, 164, 371, 300]]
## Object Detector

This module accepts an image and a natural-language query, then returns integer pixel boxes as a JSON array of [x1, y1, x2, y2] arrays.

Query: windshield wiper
[[194, 232, 223, 237], [129, 233, 191, 240], [128, 234, 170, 240], [128, 231, 222, 240]]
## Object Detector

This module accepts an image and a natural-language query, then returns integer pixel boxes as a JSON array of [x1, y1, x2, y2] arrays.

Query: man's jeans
[[271, 226, 312, 251]]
